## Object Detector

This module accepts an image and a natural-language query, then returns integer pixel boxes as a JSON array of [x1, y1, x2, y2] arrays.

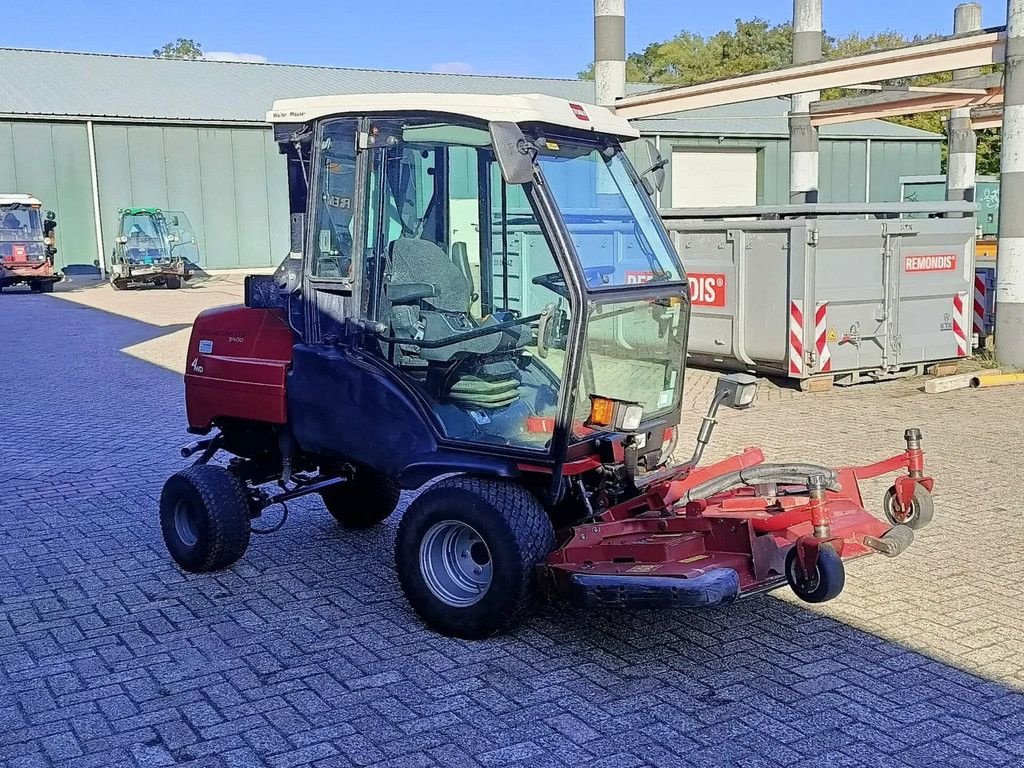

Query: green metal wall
[[644, 135, 940, 208], [0, 117, 941, 271], [0, 121, 98, 271], [92, 124, 288, 270], [901, 175, 1001, 236]]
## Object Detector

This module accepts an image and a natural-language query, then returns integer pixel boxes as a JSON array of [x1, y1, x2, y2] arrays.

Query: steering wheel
[[532, 265, 617, 296]]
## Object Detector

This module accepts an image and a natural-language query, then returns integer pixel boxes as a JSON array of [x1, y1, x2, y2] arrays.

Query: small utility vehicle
[[160, 93, 934, 638], [0, 194, 60, 293], [107, 207, 197, 290]]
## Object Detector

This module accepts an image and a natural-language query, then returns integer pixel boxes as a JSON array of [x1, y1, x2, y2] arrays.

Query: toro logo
[[624, 270, 727, 307], [905, 253, 957, 272], [568, 102, 590, 122]]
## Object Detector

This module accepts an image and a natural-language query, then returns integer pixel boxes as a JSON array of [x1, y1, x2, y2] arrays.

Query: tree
[[581, 18, 1001, 175], [153, 38, 203, 60]]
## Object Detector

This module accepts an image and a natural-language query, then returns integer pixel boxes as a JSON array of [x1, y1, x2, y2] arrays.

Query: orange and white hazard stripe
[[973, 274, 986, 339], [952, 293, 969, 357], [789, 300, 804, 376], [815, 302, 832, 373]]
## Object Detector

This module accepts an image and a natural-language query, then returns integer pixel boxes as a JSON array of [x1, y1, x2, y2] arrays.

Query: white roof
[[0, 193, 42, 206], [266, 92, 640, 139]]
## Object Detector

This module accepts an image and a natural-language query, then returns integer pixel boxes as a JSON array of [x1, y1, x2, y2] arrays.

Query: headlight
[[43, 237, 53, 246], [586, 395, 645, 433]]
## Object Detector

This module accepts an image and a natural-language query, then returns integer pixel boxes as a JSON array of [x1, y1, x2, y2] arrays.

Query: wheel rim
[[419, 520, 493, 607], [173, 499, 200, 547], [788, 552, 820, 593]]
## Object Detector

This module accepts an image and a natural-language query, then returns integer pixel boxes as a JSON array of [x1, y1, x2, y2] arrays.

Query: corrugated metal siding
[[870, 141, 942, 204], [0, 120, 98, 270], [819, 140, 869, 203], [92, 124, 287, 269]]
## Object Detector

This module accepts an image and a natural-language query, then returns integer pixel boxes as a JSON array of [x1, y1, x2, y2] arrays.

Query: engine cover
[[185, 305, 294, 430]]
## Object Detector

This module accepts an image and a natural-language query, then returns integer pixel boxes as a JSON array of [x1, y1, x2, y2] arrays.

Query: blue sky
[[0, 0, 1009, 78]]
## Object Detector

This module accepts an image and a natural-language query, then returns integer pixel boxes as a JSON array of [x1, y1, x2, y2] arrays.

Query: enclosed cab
[[0, 194, 59, 292], [107, 207, 198, 290]]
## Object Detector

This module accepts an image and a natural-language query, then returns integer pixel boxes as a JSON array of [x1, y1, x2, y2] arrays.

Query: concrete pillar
[[997, 0, 1024, 367], [946, 3, 983, 209], [790, 0, 822, 204], [594, 0, 625, 107]]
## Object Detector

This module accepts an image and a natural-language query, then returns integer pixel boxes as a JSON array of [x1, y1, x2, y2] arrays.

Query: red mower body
[[185, 305, 294, 431]]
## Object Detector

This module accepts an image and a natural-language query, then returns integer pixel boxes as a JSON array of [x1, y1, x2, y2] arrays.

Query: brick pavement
[[1, 283, 1023, 767]]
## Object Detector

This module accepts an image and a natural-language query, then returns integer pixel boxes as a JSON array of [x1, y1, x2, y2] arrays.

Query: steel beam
[[971, 104, 1004, 127], [614, 29, 1006, 118]]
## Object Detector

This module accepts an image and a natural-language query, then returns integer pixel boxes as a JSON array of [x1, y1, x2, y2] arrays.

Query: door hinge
[[807, 228, 819, 246]]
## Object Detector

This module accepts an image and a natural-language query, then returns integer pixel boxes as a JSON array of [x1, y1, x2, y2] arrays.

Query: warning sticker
[[826, 328, 838, 342]]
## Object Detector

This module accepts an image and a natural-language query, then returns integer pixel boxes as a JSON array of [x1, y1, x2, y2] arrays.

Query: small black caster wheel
[[785, 543, 845, 604], [883, 484, 934, 530]]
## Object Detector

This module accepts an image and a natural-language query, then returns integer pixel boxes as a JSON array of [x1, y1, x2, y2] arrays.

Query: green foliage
[[153, 38, 203, 60], [580, 18, 1001, 172]]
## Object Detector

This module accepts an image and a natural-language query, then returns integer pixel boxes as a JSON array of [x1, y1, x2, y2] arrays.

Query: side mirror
[[714, 373, 758, 410], [45, 210, 56, 221], [640, 139, 667, 197], [489, 121, 535, 185], [170, 216, 179, 226]]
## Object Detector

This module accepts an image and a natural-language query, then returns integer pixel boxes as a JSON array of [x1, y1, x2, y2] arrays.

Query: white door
[[671, 148, 758, 207]]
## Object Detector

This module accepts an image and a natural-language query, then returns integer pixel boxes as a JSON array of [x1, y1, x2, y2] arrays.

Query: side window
[[310, 119, 358, 279]]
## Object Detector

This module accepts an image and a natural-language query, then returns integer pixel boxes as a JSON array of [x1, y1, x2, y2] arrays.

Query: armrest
[[387, 282, 435, 304]]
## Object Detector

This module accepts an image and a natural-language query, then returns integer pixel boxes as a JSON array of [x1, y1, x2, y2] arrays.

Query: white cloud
[[431, 61, 475, 74], [203, 51, 268, 63]]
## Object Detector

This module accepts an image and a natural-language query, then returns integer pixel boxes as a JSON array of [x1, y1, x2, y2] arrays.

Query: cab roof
[[266, 92, 640, 139], [0, 193, 43, 206]]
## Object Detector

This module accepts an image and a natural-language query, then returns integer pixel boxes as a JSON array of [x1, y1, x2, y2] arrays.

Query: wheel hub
[[419, 521, 493, 607], [173, 500, 199, 547]]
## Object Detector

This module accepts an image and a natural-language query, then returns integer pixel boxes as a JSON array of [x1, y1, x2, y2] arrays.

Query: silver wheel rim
[[174, 500, 199, 547], [419, 521, 492, 607]]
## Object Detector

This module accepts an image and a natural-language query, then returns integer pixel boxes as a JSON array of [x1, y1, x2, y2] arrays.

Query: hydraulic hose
[[683, 463, 840, 503]]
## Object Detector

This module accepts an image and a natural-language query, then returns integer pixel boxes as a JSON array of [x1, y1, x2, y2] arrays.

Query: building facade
[[0, 48, 943, 273]]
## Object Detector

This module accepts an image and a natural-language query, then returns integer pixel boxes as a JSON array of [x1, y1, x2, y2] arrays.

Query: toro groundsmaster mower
[[106, 207, 197, 290], [0, 194, 60, 293], [160, 93, 934, 638]]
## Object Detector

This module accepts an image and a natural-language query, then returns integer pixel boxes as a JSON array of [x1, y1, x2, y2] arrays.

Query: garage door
[[671, 148, 758, 207]]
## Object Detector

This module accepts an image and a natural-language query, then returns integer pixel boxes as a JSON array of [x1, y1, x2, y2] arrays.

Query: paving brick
[[0, 277, 1021, 768]]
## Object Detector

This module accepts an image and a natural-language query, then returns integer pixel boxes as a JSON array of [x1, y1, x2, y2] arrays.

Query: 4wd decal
[[625, 270, 727, 308], [905, 253, 957, 272]]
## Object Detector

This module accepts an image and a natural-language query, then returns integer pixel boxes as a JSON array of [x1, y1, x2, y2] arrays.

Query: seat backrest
[[389, 237, 471, 314]]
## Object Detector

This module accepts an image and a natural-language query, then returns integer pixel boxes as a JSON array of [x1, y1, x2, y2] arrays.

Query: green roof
[[0, 48, 939, 141]]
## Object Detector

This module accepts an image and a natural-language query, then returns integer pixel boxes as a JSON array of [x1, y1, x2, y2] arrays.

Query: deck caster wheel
[[321, 468, 400, 529], [883, 485, 934, 530], [785, 543, 845, 604], [159, 465, 252, 573], [395, 477, 554, 639]]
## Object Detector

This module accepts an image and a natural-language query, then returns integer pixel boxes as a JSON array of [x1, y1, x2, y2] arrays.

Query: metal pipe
[[790, 0, 822, 204], [594, 0, 626, 107], [969, 372, 1024, 388], [947, 4, 983, 213], [997, 0, 1024, 368], [86, 120, 106, 279]]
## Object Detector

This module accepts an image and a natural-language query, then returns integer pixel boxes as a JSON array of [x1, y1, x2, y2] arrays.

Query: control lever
[[536, 303, 555, 358]]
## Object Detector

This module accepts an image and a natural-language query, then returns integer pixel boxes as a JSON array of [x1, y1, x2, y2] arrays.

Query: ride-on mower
[[0, 194, 60, 293], [106, 207, 197, 290], [160, 93, 934, 638]]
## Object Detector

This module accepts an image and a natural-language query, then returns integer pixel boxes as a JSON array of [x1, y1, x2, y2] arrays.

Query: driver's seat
[[385, 237, 527, 408]]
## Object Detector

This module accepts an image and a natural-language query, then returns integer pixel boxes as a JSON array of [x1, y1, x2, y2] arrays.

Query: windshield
[[535, 141, 683, 290], [0, 207, 43, 242]]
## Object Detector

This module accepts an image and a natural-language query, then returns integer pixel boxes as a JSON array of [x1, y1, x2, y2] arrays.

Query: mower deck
[[543, 434, 929, 608]]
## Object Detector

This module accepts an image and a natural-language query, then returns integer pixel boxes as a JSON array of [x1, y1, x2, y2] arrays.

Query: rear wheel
[[159, 465, 252, 572], [321, 468, 401, 529], [165, 276, 182, 289], [29, 280, 41, 293], [37, 280, 54, 293], [395, 477, 554, 639]]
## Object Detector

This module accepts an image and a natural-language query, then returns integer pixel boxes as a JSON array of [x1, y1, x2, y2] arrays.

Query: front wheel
[[883, 485, 934, 530], [165, 276, 182, 289], [786, 543, 845, 604], [159, 465, 252, 572], [395, 477, 554, 639]]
